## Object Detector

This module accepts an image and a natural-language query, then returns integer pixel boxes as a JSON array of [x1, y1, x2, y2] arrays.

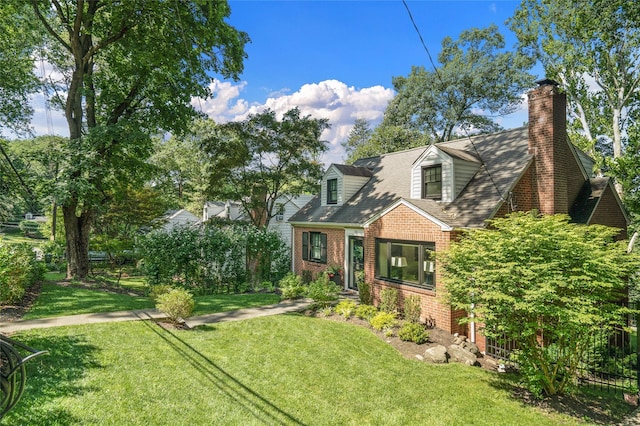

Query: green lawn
[[5, 315, 607, 425], [22, 282, 155, 320], [0, 226, 45, 246], [23, 281, 282, 320]]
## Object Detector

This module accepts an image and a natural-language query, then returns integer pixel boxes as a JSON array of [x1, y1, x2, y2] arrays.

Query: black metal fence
[[485, 313, 640, 394]]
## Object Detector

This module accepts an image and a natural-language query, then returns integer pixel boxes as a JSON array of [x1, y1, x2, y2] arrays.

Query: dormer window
[[327, 178, 338, 204], [422, 165, 442, 199]]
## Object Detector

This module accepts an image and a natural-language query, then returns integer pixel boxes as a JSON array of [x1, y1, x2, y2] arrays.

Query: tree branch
[[31, 0, 72, 53]]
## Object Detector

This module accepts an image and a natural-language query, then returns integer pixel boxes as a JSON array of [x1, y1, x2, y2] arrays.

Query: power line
[[400, 0, 505, 202]]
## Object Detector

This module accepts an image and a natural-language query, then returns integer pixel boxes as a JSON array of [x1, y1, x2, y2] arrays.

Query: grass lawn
[[22, 281, 282, 320], [0, 226, 45, 246], [6, 315, 598, 425], [22, 282, 155, 320]]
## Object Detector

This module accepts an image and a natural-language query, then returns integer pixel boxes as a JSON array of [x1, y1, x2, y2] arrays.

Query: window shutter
[[302, 232, 309, 261], [320, 233, 327, 263]]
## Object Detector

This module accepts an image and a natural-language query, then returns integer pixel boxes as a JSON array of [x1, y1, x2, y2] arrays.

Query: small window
[[327, 178, 338, 205], [302, 231, 327, 263], [275, 203, 285, 221], [422, 165, 442, 199]]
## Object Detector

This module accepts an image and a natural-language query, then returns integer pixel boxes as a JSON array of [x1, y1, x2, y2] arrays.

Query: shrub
[[379, 288, 398, 313], [306, 273, 340, 307], [398, 322, 430, 344], [279, 272, 306, 300], [335, 300, 357, 319], [0, 243, 44, 304], [369, 311, 397, 331], [301, 269, 313, 284], [156, 288, 195, 324], [403, 295, 422, 323], [148, 284, 174, 302], [355, 304, 378, 320], [358, 279, 373, 305]]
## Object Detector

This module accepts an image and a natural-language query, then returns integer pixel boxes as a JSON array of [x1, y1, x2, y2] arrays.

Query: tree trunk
[[62, 201, 94, 280]]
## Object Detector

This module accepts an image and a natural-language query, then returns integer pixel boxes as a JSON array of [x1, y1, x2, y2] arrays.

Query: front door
[[348, 237, 364, 290]]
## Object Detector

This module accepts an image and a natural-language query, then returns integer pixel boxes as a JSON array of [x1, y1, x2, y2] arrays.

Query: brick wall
[[365, 203, 467, 335], [590, 184, 629, 239], [292, 226, 345, 278]]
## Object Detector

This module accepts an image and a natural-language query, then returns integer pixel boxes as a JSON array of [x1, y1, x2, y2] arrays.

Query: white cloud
[[196, 79, 395, 166]]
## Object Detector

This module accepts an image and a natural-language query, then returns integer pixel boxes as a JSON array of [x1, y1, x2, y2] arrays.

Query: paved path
[[0, 298, 313, 334]]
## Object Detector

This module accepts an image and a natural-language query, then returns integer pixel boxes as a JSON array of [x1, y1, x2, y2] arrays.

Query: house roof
[[569, 177, 611, 224], [332, 164, 373, 177], [290, 126, 533, 228]]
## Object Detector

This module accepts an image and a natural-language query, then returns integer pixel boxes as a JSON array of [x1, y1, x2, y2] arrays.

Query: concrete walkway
[[0, 298, 313, 334]]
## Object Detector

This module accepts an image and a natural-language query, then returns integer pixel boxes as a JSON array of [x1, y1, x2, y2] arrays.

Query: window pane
[[327, 179, 338, 204], [423, 245, 435, 289], [376, 240, 388, 278], [390, 242, 419, 284], [310, 233, 322, 260]]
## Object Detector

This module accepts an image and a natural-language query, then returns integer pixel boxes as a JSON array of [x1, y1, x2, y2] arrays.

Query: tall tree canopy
[[5, 0, 248, 278], [149, 119, 213, 215], [383, 25, 535, 143], [201, 108, 329, 228], [509, 0, 640, 163]]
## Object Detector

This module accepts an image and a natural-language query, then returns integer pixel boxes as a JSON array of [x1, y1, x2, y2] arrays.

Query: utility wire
[[401, 0, 505, 202]]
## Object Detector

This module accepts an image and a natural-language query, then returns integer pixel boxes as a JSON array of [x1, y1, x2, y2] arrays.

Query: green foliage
[[156, 288, 195, 324], [0, 242, 44, 303], [301, 270, 314, 285], [509, 0, 640, 163], [403, 295, 422, 323], [358, 278, 373, 305], [335, 300, 357, 319], [355, 304, 378, 320], [369, 311, 397, 331], [398, 322, 430, 344], [148, 284, 174, 302], [18, 220, 40, 237], [381, 25, 534, 145], [5, 1, 248, 279], [442, 212, 639, 396], [305, 273, 340, 307], [279, 272, 306, 300], [379, 288, 398, 313], [139, 222, 290, 295], [201, 107, 329, 228]]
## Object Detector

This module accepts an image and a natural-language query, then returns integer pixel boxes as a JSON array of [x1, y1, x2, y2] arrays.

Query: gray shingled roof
[[289, 126, 533, 228]]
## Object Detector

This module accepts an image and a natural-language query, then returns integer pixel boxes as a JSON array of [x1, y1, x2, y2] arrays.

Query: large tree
[[7, 1, 248, 279], [201, 108, 329, 228], [149, 119, 213, 214], [442, 212, 637, 396], [509, 0, 640, 163], [383, 25, 535, 143]]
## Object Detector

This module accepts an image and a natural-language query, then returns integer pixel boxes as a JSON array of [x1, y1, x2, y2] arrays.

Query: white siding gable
[[321, 165, 370, 206], [410, 146, 480, 202]]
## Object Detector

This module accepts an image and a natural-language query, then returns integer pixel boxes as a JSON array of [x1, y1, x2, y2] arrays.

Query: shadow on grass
[[486, 372, 631, 424], [2, 334, 100, 425], [138, 318, 306, 425]]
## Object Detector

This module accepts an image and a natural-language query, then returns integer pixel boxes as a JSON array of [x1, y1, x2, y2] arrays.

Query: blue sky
[[31, 1, 539, 166]]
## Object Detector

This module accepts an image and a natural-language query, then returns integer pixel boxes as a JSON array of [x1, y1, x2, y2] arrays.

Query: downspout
[[470, 303, 476, 344]]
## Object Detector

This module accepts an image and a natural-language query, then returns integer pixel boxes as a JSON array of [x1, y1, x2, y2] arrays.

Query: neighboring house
[[162, 209, 200, 232], [202, 196, 314, 249], [289, 80, 629, 351], [269, 194, 314, 248], [202, 201, 245, 222]]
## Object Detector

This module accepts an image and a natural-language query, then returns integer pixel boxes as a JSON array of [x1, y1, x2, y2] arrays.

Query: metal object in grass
[[0, 335, 48, 419]]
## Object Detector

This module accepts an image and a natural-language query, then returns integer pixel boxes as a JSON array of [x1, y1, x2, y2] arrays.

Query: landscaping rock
[[461, 341, 480, 356], [448, 344, 478, 366], [424, 345, 448, 364]]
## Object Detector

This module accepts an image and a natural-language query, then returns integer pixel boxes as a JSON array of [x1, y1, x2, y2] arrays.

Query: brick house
[[288, 80, 629, 351]]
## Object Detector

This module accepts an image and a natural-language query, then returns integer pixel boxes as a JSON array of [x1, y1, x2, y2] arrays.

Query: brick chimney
[[528, 79, 568, 215]]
